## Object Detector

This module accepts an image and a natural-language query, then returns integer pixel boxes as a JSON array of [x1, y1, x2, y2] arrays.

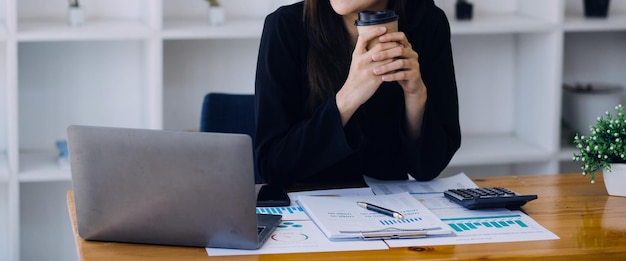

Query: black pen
[[357, 201, 404, 219]]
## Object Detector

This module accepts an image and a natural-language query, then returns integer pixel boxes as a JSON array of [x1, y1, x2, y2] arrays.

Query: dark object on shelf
[[456, 0, 473, 21], [584, 0, 610, 18]]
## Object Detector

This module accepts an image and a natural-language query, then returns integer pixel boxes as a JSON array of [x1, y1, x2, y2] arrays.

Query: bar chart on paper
[[256, 206, 310, 220], [379, 217, 423, 226], [384, 212, 559, 248], [441, 214, 534, 235]]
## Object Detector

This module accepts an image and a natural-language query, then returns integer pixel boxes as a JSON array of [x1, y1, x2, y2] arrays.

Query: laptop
[[67, 125, 281, 249]]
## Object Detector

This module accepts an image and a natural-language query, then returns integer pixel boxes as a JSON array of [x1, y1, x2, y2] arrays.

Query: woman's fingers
[[355, 26, 387, 53]]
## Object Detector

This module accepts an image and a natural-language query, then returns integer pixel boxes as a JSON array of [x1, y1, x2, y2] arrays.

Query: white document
[[289, 187, 376, 199], [365, 172, 559, 247], [297, 192, 453, 240], [365, 172, 477, 195], [385, 208, 559, 247], [206, 220, 388, 256]]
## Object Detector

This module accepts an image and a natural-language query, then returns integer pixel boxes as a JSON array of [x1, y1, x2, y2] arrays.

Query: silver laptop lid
[[67, 125, 263, 249]]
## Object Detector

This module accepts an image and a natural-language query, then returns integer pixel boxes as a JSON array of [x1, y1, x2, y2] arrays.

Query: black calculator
[[444, 187, 537, 210]]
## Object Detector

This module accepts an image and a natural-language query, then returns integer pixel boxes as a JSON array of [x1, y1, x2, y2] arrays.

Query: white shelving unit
[[0, 0, 624, 260], [437, 0, 565, 177]]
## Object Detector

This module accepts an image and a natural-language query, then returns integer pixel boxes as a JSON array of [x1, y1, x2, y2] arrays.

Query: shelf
[[450, 134, 551, 166], [17, 19, 153, 41], [18, 40, 151, 154], [0, 153, 8, 182], [0, 152, 8, 169], [0, 181, 8, 261], [450, 15, 557, 35], [18, 151, 71, 182], [20, 181, 75, 261], [162, 17, 265, 39], [564, 14, 626, 32], [0, 22, 7, 40], [0, 0, 622, 260]]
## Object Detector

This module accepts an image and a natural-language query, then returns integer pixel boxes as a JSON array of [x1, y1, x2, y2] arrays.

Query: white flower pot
[[562, 83, 623, 136], [603, 163, 626, 197], [67, 7, 84, 27], [208, 6, 225, 26]]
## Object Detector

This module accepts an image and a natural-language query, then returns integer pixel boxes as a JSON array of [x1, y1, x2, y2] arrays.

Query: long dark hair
[[303, 0, 409, 109]]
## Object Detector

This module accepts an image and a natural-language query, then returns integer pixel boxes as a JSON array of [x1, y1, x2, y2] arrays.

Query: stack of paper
[[297, 192, 453, 240], [207, 174, 559, 256]]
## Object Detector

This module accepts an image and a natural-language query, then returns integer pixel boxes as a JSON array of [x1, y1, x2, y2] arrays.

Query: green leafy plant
[[573, 104, 626, 183], [206, 0, 220, 7]]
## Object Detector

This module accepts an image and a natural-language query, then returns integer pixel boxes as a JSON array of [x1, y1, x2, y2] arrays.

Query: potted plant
[[573, 104, 626, 197], [206, 0, 225, 26], [67, 0, 84, 26]]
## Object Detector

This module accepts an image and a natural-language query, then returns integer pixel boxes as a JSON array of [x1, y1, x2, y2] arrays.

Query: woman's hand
[[372, 31, 425, 96], [336, 26, 398, 125], [372, 31, 427, 140]]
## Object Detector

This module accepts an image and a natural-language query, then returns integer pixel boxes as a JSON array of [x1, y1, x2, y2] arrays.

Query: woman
[[254, 0, 460, 188]]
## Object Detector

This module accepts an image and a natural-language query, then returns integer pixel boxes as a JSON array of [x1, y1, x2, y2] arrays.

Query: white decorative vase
[[208, 6, 225, 26], [603, 163, 626, 197], [67, 6, 84, 27], [562, 83, 623, 136]]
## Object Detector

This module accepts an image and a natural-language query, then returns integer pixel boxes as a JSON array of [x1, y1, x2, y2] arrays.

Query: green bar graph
[[442, 215, 531, 233]]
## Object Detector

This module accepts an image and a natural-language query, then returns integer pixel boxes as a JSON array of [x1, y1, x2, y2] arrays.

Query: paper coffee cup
[[355, 10, 399, 50]]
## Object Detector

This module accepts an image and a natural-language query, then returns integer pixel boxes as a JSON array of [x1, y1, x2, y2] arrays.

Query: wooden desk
[[67, 173, 626, 260]]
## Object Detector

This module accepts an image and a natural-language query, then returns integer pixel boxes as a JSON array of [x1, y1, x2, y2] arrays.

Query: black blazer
[[254, 1, 461, 188]]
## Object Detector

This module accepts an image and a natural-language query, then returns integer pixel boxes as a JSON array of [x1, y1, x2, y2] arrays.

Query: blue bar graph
[[256, 206, 305, 215], [441, 215, 531, 233], [379, 217, 423, 226]]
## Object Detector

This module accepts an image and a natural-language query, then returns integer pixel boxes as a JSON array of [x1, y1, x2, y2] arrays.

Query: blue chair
[[200, 93, 261, 183]]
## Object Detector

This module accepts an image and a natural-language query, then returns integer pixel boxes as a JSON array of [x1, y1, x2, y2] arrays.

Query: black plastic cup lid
[[354, 10, 399, 26]]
